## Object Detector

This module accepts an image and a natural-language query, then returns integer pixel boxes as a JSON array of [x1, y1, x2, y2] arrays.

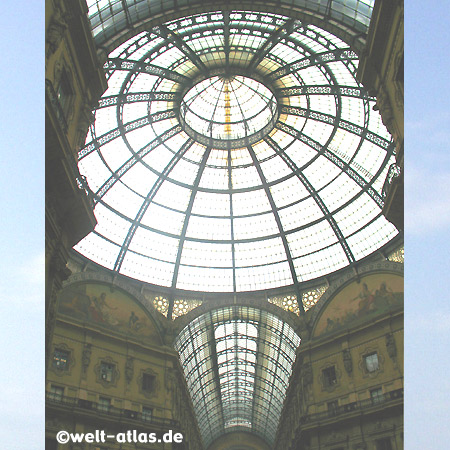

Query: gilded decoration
[[313, 273, 403, 338]]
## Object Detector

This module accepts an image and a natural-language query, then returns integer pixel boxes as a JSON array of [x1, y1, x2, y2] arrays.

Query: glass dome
[[75, 10, 398, 293], [180, 75, 278, 143]]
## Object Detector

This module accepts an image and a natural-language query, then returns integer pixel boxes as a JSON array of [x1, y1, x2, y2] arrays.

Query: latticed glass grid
[[173, 306, 301, 447], [75, 11, 398, 294], [181, 76, 277, 141], [86, 0, 375, 46]]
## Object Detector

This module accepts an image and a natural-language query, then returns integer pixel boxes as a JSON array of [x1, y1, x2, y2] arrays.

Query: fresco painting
[[314, 273, 403, 338], [57, 283, 155, 337]]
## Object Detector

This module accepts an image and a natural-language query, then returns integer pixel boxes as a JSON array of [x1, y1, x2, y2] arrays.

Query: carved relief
[[342, 348, 353, 375], [385, 333, 397, 361], [81, 343, 92, 374], [77, 103, 95, 149], [46, 6, 68, 58], [125, 357, 134, 384], [376, 85, 394, 132]]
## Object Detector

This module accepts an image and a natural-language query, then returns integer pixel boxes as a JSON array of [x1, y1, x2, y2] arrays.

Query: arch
[[60, 271, 166, 345], [309, 260, 404, 339], [172, 295, 304, 336], [174, 304, 301, 447]]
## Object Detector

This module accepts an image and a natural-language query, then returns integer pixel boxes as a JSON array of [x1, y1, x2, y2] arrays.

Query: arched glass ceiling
[[75, 10, 398, 293], [86, 0, 375, 47], [173, 306, 301, 447]]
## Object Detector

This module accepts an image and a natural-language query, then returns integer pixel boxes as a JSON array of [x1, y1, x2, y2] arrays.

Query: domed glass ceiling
[[75, 10, 398, 293], [180, 76, 277, 142]]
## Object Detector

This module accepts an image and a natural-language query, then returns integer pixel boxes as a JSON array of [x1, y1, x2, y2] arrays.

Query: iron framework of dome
[[75, 8, 398, 295]]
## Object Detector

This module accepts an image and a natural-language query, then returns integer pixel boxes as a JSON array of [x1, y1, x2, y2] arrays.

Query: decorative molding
[[46, 5, 68, 58]]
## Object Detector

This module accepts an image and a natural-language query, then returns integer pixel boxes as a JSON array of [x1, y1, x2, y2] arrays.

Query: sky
[[0, 1, 449, 448]]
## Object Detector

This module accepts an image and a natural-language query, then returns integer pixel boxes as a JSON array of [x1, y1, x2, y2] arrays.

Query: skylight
[[75, 10, 398, 294], [174, 306, 301, 447], [180, 76, 277, 142]]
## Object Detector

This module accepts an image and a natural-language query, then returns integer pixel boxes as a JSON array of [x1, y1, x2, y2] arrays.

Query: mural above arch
[[57, 282, 160, 340], [313, 272, 403, 338]]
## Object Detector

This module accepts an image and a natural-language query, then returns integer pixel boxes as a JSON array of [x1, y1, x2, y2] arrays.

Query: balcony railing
[[302, 388, 403, 424], [46, 392, 180, 429]]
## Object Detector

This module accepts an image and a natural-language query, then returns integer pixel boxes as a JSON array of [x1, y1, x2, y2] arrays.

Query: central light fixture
[[179, 75, 278, 147]]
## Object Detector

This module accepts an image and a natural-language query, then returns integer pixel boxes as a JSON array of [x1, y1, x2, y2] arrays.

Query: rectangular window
[[375, 437, 392, 450], [142, 406, 153, 421], [53, 348, 69, 370], [370, 387, 383, 404], [49, 385, 64, 402], [98, 397, 111, 412], [322, 366, 337, 386], [142, 373, 156, 392], [365, 352, 379, 372], [100, 362, 114, 382]]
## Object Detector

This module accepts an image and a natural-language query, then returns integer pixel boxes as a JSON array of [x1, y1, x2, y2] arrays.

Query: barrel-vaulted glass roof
[[75, 10, 398, 293], [174, 306, 300, 447]]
